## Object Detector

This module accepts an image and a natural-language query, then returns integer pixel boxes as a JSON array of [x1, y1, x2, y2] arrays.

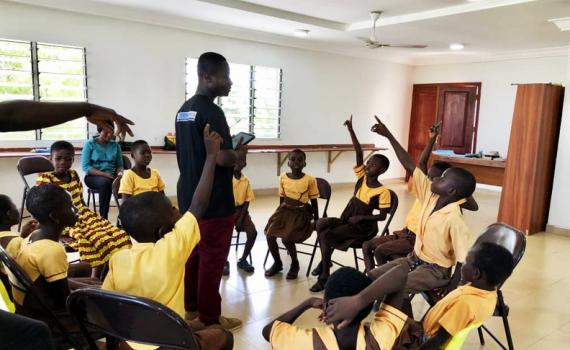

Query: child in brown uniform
[[265, 149, 319, 280], [310, 116, 391, 292]]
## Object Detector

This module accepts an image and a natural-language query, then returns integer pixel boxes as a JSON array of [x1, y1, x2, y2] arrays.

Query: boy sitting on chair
[[102, 125, 232, 350], [369, 116, 476, 312], [263, 264, 409, 350]]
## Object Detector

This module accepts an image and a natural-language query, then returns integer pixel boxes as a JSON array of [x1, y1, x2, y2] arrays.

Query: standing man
[[176, 52, 244, 330]]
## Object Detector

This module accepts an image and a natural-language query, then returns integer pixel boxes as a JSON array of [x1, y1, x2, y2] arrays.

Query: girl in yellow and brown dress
[[265, 149, 319, 280], [36, 141, 131, 274]]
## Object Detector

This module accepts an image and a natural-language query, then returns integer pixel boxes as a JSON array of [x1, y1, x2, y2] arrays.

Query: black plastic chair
[[110, 174, 124, 227], [0, 246, 84, 349], [67, 288, 199, 350], [421, 223, 526, 350], [230, 230, 253, 265], [333, 189, 399, 271], [263, 177, 332, 277], [16, 156, 54, 231], [87, 155, 131, 215]]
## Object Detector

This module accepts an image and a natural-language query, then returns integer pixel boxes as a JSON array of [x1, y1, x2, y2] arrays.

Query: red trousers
[[184, 215, 234, 325]]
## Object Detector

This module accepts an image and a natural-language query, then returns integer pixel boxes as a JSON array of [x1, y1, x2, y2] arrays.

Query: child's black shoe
[[237, 258, 255, 273]]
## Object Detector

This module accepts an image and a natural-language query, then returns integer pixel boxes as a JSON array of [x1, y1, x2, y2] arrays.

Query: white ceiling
[[8, 0, 570, 65]]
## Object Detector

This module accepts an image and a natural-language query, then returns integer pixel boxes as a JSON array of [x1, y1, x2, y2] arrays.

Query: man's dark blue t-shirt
[[175, 94, 234, 218]]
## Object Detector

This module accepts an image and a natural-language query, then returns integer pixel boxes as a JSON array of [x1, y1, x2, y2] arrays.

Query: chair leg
[[263, 249, 270, 269], [235, 231, 240, 254], [498, 290, 515, 350], [477, 326, 485, 345], [18, 189, 27, 231], [353, 248, 359, 271], [306, 239, 319, 277]]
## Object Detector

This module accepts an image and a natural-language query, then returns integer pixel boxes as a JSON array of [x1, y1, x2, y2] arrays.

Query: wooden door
[[437, 86, 479, 154], [407, 85, 438, 169], [407, 83, 481, 168]]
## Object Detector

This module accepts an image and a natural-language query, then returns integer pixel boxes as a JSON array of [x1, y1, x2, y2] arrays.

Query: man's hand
[[204, 124, 223, 156], [86, 104, 134, 141], [323, 295, 362, 329], [344, 115, 354, 130], [429, 121, 441, 139], [20, 219, 39, 238], [371, 115, 390, 137]]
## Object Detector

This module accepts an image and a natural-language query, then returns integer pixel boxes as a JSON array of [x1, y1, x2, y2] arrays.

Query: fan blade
[[383, 44, 428, 49]]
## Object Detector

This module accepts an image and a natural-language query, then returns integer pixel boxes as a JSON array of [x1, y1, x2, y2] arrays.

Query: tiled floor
[[200, 182, 570, 350]]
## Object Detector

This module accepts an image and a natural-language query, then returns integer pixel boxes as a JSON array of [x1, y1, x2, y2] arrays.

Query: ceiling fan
[[358, 11, 427, 49]]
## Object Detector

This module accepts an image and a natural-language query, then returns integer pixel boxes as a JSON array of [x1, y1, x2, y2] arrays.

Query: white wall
[[549, 46, 570, 230], [412, 56, 568, 157], [0, 2, 413, 201]]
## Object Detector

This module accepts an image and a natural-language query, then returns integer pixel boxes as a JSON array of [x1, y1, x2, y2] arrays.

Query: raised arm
[[0, 100, 134, 139], [188, 124, 222, 219], [371, 116, 415, 174], [418, 121, 441, 174], [344, 115, 363, 166]]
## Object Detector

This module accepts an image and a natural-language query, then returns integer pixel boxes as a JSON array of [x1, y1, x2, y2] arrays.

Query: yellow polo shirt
[[118, 168, 166, 196], [423, 284, 497, 336], [233, 174, 254, 206], [353, 165, 391, 209], [270, 304, 407, 350], [405, 199, 422, 234], [0, 232, 24, 273], [278, 173, 319, 204], [12, 239, 68, 306], [412, 168, 470, 267], [102, 212, 200, 317]]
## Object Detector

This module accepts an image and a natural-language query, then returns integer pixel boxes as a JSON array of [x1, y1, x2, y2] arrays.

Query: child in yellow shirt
[[310, 116, 391, 292], [118, 140, 166, 199], [265, 149, 319, 280], [369, 116, 476, 311], [419, 241, 514, 349], [102, 125, 232, 350], [263, 264, 409, 350]]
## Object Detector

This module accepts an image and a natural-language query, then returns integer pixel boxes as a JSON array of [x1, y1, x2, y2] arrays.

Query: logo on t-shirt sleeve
[[176, 111, 197, 122]]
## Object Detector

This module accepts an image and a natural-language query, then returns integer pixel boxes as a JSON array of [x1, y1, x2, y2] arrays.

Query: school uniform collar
[[430, 195, 465, 214], [459, 283, 497, 296]]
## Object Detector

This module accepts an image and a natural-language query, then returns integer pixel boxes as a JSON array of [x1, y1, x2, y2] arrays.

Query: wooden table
[[1, 144, 387, 176], [432, 154, 506, 186]]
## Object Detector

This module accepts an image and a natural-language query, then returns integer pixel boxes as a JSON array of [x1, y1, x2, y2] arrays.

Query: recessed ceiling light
[[449, 43, 465, 51], [293, 29, 310, 38]]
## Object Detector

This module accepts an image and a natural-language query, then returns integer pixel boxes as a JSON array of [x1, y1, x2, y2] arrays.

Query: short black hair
[[431, 161, 451, 173], [26, 185, 69, 223], [197, 52, 228, 77], [96, 120, 114, 133], [445, 167, 476, 198], [472, 242, 514, 286], [119, 192, 172, 242], [0, 194, 13, 217], [130, 140, 149, 153], [50, 140, 74, 155], [289, 148, 306, 161], [325, 267, 373, 324], [371, 154, 390, 170]]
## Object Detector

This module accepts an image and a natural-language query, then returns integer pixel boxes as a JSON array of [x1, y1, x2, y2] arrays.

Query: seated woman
[[81, 121, 124, 219]]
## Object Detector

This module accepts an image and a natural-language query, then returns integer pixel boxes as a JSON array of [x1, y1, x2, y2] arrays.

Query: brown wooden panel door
[[437, 86, 478, 154], [407, 85, 438, 167]]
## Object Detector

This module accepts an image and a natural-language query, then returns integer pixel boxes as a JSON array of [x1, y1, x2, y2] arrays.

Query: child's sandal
[[309, 278, 327, 293], [264, 262, 283, 277]]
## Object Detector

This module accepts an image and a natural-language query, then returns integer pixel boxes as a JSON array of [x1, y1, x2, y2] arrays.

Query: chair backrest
[[16, 156, 54, 189], [67, 288, 198, 350], [380, 190, 399, 235], [443, 322, 482, 350], [316, 177, 332, 218], [122, 155, 132, 170], [0, 246, 81, 348], [112, 174, 123, 202]]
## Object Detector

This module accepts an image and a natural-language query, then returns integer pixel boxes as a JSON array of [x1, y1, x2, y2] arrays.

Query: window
[[185, 58, 282, 139], [0, 39, 87, 141]]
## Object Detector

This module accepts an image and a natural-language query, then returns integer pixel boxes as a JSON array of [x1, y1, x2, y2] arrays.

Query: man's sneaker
[[237, 258, 255, 273], [222, 261, 230, 276], [219, 315, 242, 331], [185, 310, 199, 321]]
